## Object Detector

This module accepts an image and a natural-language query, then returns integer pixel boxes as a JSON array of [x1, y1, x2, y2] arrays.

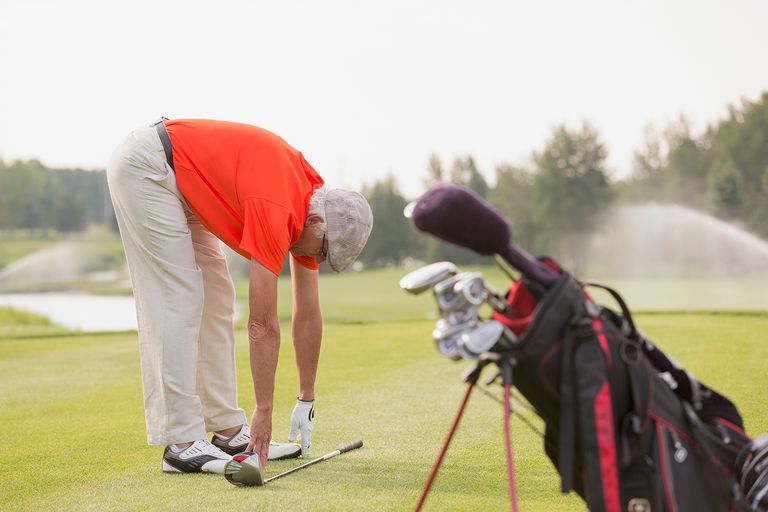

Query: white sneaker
[[268, 440, 302, 460], [212, 424, 301, 460], [162, 439, 232, 474]]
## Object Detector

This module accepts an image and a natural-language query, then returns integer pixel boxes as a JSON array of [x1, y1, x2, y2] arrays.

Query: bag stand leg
[[415, 357, 519, 512], [501, 359, 520, 512], [414, 379, 476, 512]]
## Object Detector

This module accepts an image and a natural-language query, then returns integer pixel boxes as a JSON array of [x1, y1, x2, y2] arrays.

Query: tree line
[[360, 92, 768, 270], [1, 92, 765, 270], [0, 159, 114, 234]]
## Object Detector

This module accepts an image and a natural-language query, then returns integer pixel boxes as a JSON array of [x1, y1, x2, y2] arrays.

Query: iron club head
[[400, 262, 458, 295]]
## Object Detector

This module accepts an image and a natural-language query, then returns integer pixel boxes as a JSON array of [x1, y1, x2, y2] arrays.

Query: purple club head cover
[[411, 184, 511, 255]]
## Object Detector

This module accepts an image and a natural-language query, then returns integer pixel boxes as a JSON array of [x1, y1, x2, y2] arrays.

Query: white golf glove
[[288, 398, 314, 458]]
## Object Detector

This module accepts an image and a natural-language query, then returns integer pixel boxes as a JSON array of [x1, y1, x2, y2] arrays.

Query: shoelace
[[221, 425, 289, 448], [229, 425, 250, 445], [183, 440, 230, 459]]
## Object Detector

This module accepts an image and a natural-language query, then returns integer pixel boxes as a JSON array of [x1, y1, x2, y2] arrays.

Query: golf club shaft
[[264, 440, 363, 484], [498, 244, 559, 288]]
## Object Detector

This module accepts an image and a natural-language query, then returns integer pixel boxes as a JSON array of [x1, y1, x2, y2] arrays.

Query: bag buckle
[[627, 498, 651, 512]]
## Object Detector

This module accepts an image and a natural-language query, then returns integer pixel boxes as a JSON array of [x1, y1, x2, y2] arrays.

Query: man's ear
[[305, 214, 324, 226]]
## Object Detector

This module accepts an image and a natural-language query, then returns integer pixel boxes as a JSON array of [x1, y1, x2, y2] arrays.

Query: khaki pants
[[106, 124, 246, 445]]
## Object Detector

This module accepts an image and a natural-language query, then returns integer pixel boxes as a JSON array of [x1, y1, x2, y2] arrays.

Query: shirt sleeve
[[239, 198, 294, 276], [290, 252, 320, 271]]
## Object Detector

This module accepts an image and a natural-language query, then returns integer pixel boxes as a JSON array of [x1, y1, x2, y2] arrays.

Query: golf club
[[457, 320, 517, 360], [400, 261, 458, 294], [225, 440, 364, 487]]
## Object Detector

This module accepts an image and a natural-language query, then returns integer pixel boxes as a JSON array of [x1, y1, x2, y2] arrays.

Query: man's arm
[[289, 257, 322, 401], [245, 259, 280, 468]]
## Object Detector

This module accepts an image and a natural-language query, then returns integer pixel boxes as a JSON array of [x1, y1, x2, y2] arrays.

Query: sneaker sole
[[269, 446, 302, 461], [162, 460, 184, 473], [162, 458, 230, 474]]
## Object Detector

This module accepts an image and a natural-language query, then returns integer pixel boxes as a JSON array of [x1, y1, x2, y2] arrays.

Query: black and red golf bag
[[408, 184, 766, 511], [493, 260, 752, 511]]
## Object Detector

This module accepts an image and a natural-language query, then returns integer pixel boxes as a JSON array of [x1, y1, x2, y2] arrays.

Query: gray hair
[[307, 186, 329, 238]]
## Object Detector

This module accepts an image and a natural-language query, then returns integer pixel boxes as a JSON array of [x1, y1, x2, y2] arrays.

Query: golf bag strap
[[582, 282, 638, 338], [584, 282, 709, 412], [619, 342, 658, 505], [621, 341, 650, 430], [557, 314, 591, 493]]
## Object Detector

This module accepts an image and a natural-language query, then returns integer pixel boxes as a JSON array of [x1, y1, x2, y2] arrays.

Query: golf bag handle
[[410, 184, 559, 288]]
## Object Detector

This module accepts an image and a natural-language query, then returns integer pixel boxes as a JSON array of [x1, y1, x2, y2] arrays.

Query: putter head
[[224, 452, 264, 487]]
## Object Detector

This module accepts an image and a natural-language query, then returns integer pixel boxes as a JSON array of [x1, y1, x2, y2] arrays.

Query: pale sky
[[1, 0, 767, 197]]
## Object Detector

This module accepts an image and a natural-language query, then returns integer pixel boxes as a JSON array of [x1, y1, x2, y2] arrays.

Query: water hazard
[[0, 293, 137, 332]]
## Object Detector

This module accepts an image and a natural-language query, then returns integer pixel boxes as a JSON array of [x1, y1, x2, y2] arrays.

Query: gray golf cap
[[324, 189, 373, 272]]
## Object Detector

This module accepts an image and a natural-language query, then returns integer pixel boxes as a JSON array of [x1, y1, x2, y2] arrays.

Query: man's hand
[[247, 408, 272, 470], [288, 399, 315, 457]]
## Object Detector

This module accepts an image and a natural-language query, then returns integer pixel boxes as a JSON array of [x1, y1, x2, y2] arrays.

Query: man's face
[[291, 217, 329, 264]]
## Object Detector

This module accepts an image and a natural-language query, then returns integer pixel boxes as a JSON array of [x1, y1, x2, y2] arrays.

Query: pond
[[0, 293, 137, 332]]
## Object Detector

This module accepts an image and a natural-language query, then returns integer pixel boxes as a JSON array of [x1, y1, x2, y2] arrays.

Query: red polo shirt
[[165, 119, 324, 275]]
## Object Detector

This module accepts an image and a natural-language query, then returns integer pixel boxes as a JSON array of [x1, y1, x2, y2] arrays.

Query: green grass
[[0, 306, 66, 338], [1, 305, 767, 511], [231, 266, 768, 329]]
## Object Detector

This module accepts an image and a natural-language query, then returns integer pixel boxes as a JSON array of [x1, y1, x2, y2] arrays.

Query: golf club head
[[224, 452, 264, 487], [457, 320, 512, 359], [435, 335, 463, 361], [432, 318, 478, 361], [432, 318, 475, 341], [400, 261, 458, 294], [453, 273, 491, 307], [433, 272, 482, 313]]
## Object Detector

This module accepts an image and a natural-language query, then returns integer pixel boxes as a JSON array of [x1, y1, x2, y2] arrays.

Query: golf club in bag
[[402, 184, 768, 512]]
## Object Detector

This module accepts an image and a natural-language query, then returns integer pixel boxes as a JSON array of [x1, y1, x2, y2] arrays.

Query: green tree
[[54, 192, 88, 232], [0, 159, 113, 235], [625, 117, 711, 209], [706, 92, 768, 236], [624, 93, 768, 239], [449, 155, 489, 198], [359, 175, 423, 267], [532, 123, 613, 271], [487, 163, 535, 251], [664, 118, 711, 209], [416, 155, 487, 265], [423, 153, 445, 189]]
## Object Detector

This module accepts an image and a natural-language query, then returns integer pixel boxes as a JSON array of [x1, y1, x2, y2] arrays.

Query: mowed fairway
[[1, 271, 767, 511]]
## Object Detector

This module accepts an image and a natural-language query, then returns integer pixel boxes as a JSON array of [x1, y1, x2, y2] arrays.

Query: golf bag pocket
[[650, 419, 709, 510]]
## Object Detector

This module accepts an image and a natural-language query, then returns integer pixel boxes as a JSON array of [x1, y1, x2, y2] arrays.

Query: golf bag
[[493, 259, 752, 512], [407, 183, 767, 511]]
